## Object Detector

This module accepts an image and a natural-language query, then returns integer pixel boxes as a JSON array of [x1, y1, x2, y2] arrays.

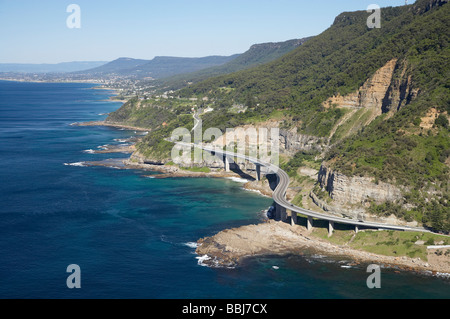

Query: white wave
[[64, 162, 86, 167], [196, 255, 212, 267], [243, 188, 270, 198], [83, 149, 96, 154], [311, 254, 327, 259], [434, 272, 450, 278], [226, 177, 248, 183], [341, 265, 353, 269], [114, 138, 129, 143], [184, 242, 199, 249], [195, 254, 235, 269]]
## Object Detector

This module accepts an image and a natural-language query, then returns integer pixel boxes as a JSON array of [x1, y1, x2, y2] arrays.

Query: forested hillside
[[73, 55, 239, 79], [108, 0, 449, 232], [154, 37, 311, 90]]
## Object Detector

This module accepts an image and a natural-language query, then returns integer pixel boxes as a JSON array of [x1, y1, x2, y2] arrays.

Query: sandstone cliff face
[[324, 59, 398, 113], [211, 122, 323, 156], [313, 59, 424, 225], [318, 163, 403, 205], [130, 58, 424, 228], [382, 60, 420, 114], [315, 164, 419, 226], [135, 59, 420, 171], [132, 119, 324, 172], [131, 148, 231, 170], [279, 128, 324, 155], [325, 59, 419, 136], [129, 150, 167, 166]]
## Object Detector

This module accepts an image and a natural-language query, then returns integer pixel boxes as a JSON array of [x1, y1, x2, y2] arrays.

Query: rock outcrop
[[317, 163, 404, 206], [279, 127, 324, 155], [195, 220, 447, 273], [210, 121, 324, 159], [324, 59, 398, 113], [315, 163, 419, 226], [324, 59, 419, 136], [382, 60, 420, 114]]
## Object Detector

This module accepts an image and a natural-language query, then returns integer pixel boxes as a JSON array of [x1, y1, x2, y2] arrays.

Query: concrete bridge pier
[[290, 209, 297, 226], [307, 216, 313, 231], [255, 164, 261, 182], [328, 221, 334, 237], [224, 155, 231, 172], [275, 204, 287, 222]]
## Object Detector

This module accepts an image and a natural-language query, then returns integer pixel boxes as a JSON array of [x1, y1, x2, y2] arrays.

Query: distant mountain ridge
[[74, 55, 240, 79], [68, 38, 310, 82], [234, 38, 311, 67], [132, 55, 240, 79], [155, 37, 312, 90], [108, 0, 449, 232], [0, 38, 310, 82], [0, 61, 108, 73], [75, 57, 149, 75]]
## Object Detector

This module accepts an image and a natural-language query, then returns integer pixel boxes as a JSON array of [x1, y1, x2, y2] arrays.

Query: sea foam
[[226, 177, 248, 183], [64, 162, 86, 167], [196, 255, 212, 267], [184, 242, 199, 249]]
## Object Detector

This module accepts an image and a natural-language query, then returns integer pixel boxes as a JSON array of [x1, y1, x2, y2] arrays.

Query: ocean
[[0, 80, 448, 299]]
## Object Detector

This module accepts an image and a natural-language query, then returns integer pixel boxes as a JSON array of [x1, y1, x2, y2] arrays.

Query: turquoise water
[[0, 80, 448, 299]]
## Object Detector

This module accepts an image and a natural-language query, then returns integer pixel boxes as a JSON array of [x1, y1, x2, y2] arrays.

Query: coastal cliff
[[317, 163, 403, 206], [313, 163, 421, 227], [97, 0, 449, 234]]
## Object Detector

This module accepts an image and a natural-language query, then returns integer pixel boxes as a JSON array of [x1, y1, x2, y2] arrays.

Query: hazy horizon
[[0, 0, 412, 64]]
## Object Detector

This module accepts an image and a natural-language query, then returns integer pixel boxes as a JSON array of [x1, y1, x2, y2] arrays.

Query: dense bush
[[110, 0, 450, 232]]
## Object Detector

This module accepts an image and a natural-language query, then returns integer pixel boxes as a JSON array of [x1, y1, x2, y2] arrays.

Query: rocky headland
[[75, 120, 450, 277], [195, 220, 450, 275]]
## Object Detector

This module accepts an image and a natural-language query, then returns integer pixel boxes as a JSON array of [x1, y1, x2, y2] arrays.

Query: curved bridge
[[176, 142, 431, 235]]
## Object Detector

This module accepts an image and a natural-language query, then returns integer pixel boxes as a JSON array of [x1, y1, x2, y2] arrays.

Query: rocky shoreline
[[72, 120, 150, 132], [77, 120, 450, 277], [195, 220, 450, 275]]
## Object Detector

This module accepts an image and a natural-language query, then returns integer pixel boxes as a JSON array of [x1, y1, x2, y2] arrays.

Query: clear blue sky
[[0, 0, 412, 63]]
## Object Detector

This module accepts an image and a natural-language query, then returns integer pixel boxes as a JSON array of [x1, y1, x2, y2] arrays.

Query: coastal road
[[175, 142, 431, 233], [191, 112, 201, 132]]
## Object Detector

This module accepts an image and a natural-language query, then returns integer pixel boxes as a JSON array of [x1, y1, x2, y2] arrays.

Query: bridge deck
[[180, 142, 430, 233]]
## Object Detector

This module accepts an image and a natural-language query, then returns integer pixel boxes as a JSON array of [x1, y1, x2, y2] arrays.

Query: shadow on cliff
[[229, 164, 256, 181]]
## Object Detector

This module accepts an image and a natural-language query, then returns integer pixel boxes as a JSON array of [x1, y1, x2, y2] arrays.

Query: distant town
[[0, 71, 161, 100]]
